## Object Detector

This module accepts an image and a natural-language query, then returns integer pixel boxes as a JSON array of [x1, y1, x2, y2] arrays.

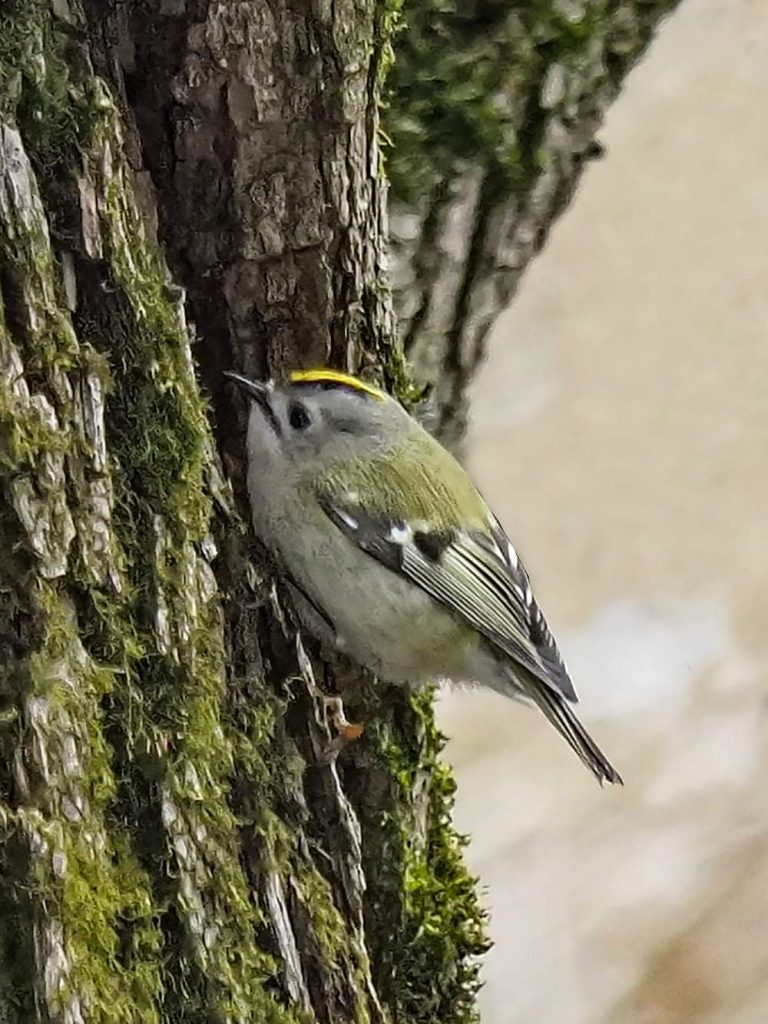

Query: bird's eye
[[288, 402, 311, 431]]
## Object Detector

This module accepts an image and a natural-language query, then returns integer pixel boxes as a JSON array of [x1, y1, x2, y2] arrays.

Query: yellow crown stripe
[[289, 368, 386, 402]]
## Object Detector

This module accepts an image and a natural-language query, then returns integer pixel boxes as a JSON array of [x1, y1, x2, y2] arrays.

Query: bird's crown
[[289, 368, 386, 403]]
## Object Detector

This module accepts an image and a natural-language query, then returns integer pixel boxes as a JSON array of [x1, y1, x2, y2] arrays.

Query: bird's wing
[[317, 492, 577, 703]]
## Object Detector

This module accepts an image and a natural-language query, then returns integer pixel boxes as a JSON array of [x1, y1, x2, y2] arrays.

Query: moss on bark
[[0, 1, 488, 1021], [385, 0, 681, 444]]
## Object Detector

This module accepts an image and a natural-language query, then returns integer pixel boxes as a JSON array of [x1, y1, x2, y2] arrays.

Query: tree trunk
[[0, 1, 675, 1022], [0, 2, 483, 1022], [385, 0, 681, 447]]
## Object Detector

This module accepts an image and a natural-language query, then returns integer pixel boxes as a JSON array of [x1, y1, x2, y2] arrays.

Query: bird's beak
[[224, 371, 280, 434], [223, 371, 271, 408]]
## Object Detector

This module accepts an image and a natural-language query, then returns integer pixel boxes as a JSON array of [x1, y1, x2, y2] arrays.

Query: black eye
[[288, 402, 311, 431]]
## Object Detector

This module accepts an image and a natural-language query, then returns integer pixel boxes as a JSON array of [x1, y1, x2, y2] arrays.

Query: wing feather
[[318, 493, 577, 702], [402, 540, 550, 685]]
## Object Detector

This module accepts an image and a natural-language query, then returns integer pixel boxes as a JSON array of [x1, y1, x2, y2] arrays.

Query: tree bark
[[0, 2, 483, 1022], [0, 1, 677, 1022], [385, 0, 681, 447]]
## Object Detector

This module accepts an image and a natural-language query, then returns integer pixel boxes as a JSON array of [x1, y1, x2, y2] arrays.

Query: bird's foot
[[323, 695, 364, 758]]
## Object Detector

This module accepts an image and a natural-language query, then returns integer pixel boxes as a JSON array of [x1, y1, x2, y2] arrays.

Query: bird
[[225, 367, 622, 786]]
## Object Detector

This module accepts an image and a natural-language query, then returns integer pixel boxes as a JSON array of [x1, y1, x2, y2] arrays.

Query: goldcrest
[[226, 368, 622, 785]]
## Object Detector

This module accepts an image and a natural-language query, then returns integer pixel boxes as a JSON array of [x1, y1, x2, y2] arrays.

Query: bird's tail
[[523, 679, 623, 786]]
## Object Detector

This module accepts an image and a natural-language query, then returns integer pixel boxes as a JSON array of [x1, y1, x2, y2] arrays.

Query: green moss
[[384, 0, 532, 204], [0, 37, 155, 1018], [0, 389, 69, 471], [15, 585, 165, 1023], [0, 3, 84, 141], [292, 864, 350, 965], [0, 2, 495, 1021], [0, 5, 300, 1018], [354, 686, 489, 1024], [377, 0, 405, 83], [383, 342, 429, 409], [384, 0, 678, 206]]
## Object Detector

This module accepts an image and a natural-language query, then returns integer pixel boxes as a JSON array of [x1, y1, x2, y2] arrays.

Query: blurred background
[[438, 1, 768, 1021]]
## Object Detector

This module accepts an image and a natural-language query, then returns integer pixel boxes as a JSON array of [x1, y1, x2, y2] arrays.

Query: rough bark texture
[[0, 2, 484, 1023], [385, 0, 682, 447], [0, 0, 679, 1021]]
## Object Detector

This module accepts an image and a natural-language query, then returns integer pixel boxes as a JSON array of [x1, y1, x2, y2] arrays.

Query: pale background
[[438, 1, 768, 1021]]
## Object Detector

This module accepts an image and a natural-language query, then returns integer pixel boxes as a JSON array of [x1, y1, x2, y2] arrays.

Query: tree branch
[[386, 0, 682, 446]]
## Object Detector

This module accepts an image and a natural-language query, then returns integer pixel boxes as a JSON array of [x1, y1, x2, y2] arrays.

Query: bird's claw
[[323, 695, 364, 758]]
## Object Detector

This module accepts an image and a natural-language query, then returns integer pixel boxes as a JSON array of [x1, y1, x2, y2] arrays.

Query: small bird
[[226, 368, 622, 785]]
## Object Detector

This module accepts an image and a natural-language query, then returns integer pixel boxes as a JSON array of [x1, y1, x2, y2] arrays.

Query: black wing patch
[[318, 494, 578, 703], [486, 516, 577, 702]]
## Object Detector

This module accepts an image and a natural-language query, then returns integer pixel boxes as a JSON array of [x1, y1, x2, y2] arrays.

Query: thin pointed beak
[[224, 371, 281, 435], [223, 371, 271, 408]]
